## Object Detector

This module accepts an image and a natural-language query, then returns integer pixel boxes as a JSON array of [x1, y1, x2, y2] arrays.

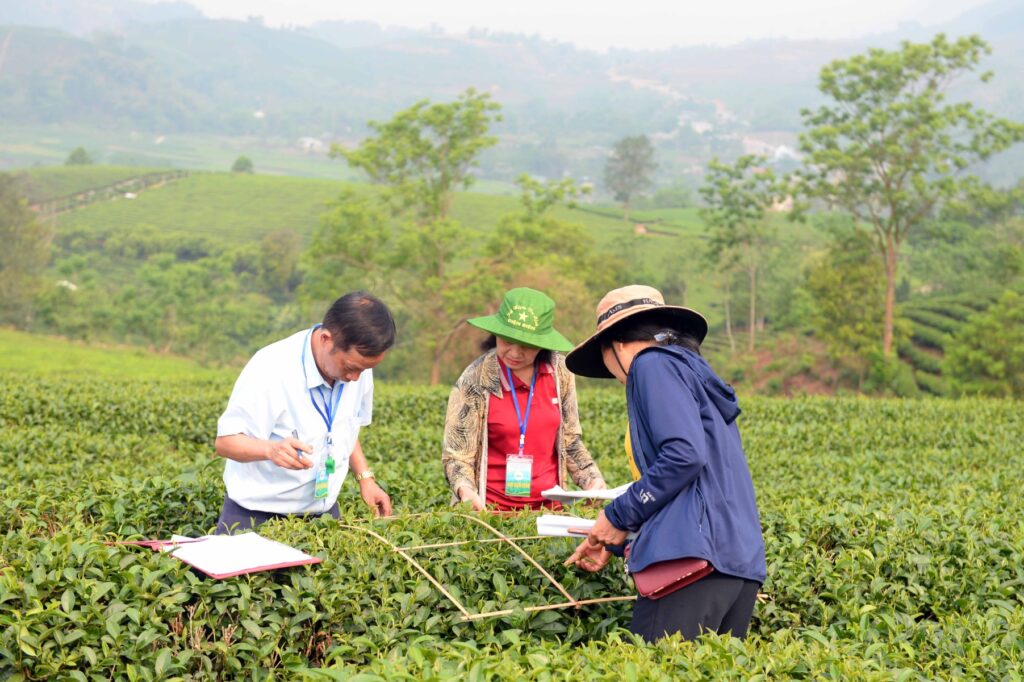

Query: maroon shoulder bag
[[626, 545, 714, 600]]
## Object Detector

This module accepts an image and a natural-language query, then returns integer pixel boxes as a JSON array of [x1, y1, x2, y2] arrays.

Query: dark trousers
[[215, 496, 340, 535], [630, 572, 760, 643]]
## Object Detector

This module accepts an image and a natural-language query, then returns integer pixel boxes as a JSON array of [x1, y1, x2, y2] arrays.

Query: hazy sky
[[183, 0, 994, 51]]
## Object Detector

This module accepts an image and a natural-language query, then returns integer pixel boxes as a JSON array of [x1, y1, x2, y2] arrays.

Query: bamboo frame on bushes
[[340, 512, 636, 621]]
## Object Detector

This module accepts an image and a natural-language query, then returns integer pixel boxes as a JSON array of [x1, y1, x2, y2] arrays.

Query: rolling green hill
[[897, 292, 1003, 396], [51, 170, 789, 329], [56, 172, 347, 242], [16, 165, 167, 204], [0, 328, 233, 380], [21, 166, 1015, 391]]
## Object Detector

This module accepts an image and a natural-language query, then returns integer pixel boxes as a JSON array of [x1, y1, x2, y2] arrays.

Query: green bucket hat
[[467, 288, 575, 352]]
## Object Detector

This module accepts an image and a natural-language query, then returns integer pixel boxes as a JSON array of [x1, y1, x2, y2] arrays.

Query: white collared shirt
[[217, 327, 373, 514]]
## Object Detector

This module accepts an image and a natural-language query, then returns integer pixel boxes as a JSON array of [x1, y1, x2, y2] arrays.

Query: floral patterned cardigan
[[442, 349, 604, 502]]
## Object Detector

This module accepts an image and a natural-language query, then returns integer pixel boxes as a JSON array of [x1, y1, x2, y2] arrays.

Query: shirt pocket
[[329, 416, 362, 464]]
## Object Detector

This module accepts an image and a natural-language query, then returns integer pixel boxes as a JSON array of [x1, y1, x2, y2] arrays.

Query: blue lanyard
[[302, 326, 344, 433], [505, 364, 538, 454]]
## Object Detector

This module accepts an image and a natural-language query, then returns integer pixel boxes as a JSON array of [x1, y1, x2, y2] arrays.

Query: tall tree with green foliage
[[604, 135, 656, 223], [0, 173, 51, 326], [314, 90, 502, 384], [945, 290, 1024, 397], [700, 155, 782, 352], [332, 88, 501, 223], [476, 174, 621, 336], [65, 147, 93, 166], [805, 223, 885, 388], [798, 34, 1024, 357]]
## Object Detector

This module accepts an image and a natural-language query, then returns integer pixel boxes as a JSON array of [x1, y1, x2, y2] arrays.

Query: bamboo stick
[[337, 523, 471, 619], [398, 535, 548, 551], [452, 513, 578, 605], [462, 595, 637, 621]]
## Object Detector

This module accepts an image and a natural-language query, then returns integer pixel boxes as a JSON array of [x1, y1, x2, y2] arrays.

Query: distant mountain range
[[2, 0, 1023, 181]]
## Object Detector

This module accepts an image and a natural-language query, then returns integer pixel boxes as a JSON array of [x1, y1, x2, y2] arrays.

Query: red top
[[485, 358, 562, 510]]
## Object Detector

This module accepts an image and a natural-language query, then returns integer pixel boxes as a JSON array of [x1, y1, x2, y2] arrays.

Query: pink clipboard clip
[[105, 538, 209, 551]]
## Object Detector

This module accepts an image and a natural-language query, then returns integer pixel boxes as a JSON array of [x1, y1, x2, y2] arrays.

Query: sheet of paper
[[536, 514, 596, 537], [169, 532, 320, 578], [540, 482, 632, 503]]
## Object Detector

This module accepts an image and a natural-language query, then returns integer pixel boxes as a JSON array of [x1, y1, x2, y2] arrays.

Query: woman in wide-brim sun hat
[[442, 287, 606, 511], [563, 284, 766, 643]]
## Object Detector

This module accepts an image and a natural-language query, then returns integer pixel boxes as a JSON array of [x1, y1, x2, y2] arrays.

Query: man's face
[[317, 329, 386, 383]]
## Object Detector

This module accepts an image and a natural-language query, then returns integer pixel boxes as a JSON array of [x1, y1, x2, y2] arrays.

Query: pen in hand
[[291, 430, 303, 459]]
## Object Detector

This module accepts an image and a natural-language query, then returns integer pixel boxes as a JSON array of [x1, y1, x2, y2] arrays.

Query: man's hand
[[359, 478, 392, 517], [457, 485, 485, 512], [266, 438, 313, 470], [583, 477, 608, 491]]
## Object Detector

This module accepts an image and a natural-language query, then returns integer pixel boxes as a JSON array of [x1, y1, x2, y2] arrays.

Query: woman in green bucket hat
[[442, 288, 606, 510]]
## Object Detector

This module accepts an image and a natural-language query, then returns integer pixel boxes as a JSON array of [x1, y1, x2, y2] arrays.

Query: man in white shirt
[[214, 291, 395, 533]]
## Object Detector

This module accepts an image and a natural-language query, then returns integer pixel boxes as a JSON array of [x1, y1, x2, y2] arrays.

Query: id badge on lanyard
[[504, 364, 538, 498], [505, 453, 533, 497], [303, 326, 342, 502], [314, 433, 334, 500]]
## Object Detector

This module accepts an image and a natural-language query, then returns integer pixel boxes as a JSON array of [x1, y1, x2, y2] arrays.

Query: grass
[[0, 328, 235, 381], [57, 172, 347, 244], [16, 166, 168, 203]]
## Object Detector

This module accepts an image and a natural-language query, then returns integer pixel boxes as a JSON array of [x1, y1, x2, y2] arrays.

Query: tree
[[259, 229, 300, 296], [332, 88, 501, 224], [317, 89, 503, 384], [0, 173, 51, 326], [231, 156, 254, 174], [65, 147, 93, 166], [945, 290, 1024, 397], [798, 34, 1024, 357], [699, 155, 783, 352], [604, 135, 656, 223], [805, 221, 885, 387], [468, 174, 624, 349]]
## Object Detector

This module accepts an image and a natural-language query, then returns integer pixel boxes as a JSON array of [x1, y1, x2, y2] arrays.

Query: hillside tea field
[[2, 374, 1023, 680]]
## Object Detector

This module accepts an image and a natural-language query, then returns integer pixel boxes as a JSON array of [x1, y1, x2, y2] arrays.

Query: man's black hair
[[322, 291, 396, 356]]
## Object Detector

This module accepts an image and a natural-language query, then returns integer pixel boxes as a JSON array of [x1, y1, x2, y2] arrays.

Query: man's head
[[316, 292, 396, 383]]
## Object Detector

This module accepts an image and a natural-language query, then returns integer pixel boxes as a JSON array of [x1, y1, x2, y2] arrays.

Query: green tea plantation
[[2, 373, 1023, 680]]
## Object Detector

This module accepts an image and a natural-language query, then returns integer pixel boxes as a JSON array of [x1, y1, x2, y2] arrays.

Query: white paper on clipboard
[[168, 532, 321, 579], [540, 482, 632, 504], [536, 514, 596, 537]]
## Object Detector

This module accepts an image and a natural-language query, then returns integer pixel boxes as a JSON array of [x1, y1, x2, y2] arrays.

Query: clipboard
[[111, 533, 322, 579], [540, 482, 632, 504]]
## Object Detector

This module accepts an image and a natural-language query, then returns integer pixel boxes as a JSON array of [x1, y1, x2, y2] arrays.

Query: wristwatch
[[354, 469, 375, 481]]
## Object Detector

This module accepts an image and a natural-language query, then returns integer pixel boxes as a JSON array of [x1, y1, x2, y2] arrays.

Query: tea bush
[[2, 373, 1023, 679]]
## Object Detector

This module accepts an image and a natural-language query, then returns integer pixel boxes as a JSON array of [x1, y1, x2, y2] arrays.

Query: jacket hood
[[641, 346, 741, 424]]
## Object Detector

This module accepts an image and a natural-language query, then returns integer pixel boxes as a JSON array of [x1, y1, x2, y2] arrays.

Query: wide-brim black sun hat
[[565, 284, 708, 379]]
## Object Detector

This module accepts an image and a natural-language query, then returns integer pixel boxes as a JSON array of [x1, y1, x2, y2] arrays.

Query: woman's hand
[[457, 485, 485, 512], [564, 539, 613, 573], [564, 509, 627, 572], [586, 509, 628, 546], [582, 477, 607, 491]]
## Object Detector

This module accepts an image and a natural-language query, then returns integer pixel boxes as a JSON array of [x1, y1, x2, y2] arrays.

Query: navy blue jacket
[[604, 346, 766, 583]]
